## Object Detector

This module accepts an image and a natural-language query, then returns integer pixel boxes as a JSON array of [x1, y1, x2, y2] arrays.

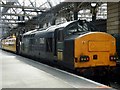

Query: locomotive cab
[[56, 20, 117, 73]]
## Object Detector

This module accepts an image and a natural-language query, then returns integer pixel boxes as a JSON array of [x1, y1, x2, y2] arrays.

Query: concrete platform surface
[[1, 50, 114, 89]]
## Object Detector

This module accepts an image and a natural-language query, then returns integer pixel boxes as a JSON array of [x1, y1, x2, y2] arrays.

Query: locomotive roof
[[46, 21, 75, 32], [23, 29, 37, 36], [23, 20, 76, 36]]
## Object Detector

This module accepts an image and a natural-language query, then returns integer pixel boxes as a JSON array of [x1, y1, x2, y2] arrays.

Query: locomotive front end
[[74, 32, 117, 74]]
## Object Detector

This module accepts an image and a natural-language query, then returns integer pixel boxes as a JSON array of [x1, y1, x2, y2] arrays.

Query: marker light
[[80, 56, 90, 62]]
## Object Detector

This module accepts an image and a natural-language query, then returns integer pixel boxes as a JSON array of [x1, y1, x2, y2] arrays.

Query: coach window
[[9, 40, 12, 46]]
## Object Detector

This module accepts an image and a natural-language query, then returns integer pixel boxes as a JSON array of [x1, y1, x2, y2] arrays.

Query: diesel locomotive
[[1, 20, 118, 75]]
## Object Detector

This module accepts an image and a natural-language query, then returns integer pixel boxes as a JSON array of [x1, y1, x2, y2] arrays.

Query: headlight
[[80, 56, 90, 62], [110, 56, 118, 61]]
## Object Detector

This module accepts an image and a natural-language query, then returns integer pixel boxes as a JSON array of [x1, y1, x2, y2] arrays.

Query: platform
[[1, 50, 114, 89]]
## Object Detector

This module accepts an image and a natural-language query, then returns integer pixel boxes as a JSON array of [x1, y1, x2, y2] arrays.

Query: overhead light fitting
[[91, 3, 97, 7]]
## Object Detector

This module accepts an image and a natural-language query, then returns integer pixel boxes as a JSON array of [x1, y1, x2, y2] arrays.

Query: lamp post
[[74, 2, 79, 20], [91, 3, 97, 22]]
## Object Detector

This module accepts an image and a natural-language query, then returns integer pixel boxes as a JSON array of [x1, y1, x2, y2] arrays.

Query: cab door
[[54, 30, 57, 56], [54, 28, 64, 61]]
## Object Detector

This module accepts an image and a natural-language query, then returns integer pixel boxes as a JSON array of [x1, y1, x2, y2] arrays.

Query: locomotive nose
[[74, 32, 116, 68]]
